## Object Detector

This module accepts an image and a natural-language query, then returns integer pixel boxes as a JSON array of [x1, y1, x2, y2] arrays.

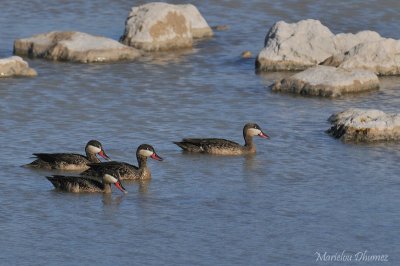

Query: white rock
[[332, 30, 382, 54], [327, 108, 400, 142], [256, 19, 336, 71], [14, 31, 141, 63], [0, 56, 37, 78], [271, 65, 379, 97], [323, 38, 400, 75], [178, 4, 213, 38], [256, 19, 387, 72], [120, 2, 212, 51]]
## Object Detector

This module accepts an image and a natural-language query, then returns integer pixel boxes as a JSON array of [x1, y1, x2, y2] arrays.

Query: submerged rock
[[0, 56, 37, 77], [322, 38, 400, 75], [212, 25, 229, 31], [327, 108, 400, 142], [256, 19, 389, 72], [120, 2, 212, 51], [241, 51, 252, 58], [14, 31, 141, 63], [271, 66, 379, 97]]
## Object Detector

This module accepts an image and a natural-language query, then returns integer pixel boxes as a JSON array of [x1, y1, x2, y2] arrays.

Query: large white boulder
[[256, 19, 389, 72], [271, 65, 379, 97], [327, 108, 400, 142], [323, 38, 400, 75], [256, 19, 336, 71], [120, 2, 212, 51], [14, 31, 141, 63], [0, 56, 37, 78]]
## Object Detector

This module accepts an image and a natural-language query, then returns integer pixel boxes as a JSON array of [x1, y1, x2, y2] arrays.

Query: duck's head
[[85, 140, 111, 161], [103, 173, 128, 194], [243, 123, 269, 139], [136, 144, 163, 161]]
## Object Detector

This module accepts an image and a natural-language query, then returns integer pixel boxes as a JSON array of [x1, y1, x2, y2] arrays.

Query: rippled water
[[1, 1, 400, 265]]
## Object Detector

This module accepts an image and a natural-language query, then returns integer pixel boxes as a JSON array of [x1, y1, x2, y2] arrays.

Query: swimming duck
[[46, 173, 127, 194], [81, 144, 163, 180], [173, 123, 269, 155], [26, 140, 111, 170]]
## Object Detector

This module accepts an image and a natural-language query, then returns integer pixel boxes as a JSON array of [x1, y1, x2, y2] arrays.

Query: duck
[[26, 140, 111, 170], [173, 123, 269, 155], [81, 144, 163, 180], [46, 173, 127, 194]]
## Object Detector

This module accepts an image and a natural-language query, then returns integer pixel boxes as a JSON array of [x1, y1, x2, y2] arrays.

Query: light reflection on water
[[0, 1, 400, 265]]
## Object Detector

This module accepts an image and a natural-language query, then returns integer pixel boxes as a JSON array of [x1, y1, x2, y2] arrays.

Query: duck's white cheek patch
[[139, 149, 154, 157], [87, 145, 101, 154], [248, 128, 261, 136], [104, 174, 118, 184]]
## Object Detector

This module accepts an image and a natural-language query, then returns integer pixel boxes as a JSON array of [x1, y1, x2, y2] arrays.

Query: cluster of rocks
[[257, 19, 400, 98], [257, 19, 400, 75], [255, 19, 400, 142], [1, 2, 213, 78], [2, 5, 399, 143]]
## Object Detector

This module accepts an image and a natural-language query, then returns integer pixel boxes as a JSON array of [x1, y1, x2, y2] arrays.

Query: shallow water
[[1, 1, 400, 265]]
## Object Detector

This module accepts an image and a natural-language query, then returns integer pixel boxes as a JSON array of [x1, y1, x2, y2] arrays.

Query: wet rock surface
[[327, 108, 400, 142], [120, 2, 212, 51], [271, 66, 379, 97], [0, 56, 37, 77], [14, 31, 140, 63]]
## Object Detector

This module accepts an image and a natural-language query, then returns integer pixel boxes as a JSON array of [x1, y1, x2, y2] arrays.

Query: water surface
[[0, 1, 399, 265]]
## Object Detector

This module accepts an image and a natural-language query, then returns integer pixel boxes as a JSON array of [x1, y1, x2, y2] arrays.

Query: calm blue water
[[0, 1, 399, 265]]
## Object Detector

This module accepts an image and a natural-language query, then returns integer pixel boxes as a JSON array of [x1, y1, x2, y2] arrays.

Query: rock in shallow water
[[0, 56, 37, 78], [271, 66, 379, 97], [256, 19, 336, 71], [327, 108, 400, 142], [241, 51, 252, 58], [256, 19, 395, 73], [120, 2, 212, 51], [14, 31, 141, 63], [322, 38, 400, 75]]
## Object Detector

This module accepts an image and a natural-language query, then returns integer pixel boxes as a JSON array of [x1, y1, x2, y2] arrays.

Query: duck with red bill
[[46, 173, 128, 194], [26, 140, 111, 170], [81, 144, 163, 180], [174, 123, 269, 155]]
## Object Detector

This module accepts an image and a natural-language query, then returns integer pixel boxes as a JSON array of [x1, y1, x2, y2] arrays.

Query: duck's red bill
[[258, 132, 270, 139], [115, 181, 128, 194], [150, 153, 163, 161], [99, 150, 111, 161]]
